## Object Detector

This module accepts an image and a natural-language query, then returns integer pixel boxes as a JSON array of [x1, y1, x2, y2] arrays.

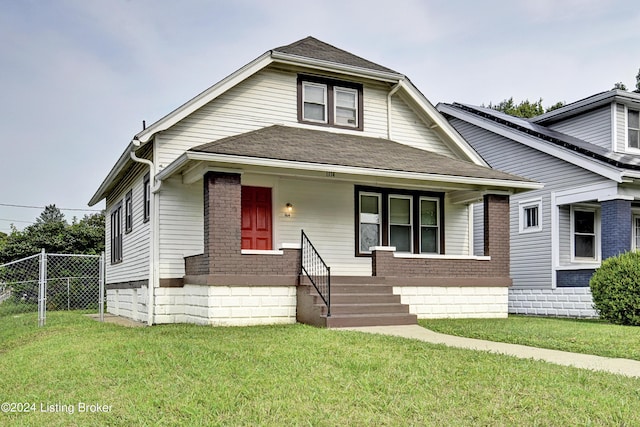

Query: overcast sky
[[1, 0, 638, 233]]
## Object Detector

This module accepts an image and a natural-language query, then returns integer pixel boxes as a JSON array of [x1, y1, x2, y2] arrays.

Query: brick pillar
[[204, 172, 242, 273], [601, 199, 632, 259], [484, 194, 510, 276]]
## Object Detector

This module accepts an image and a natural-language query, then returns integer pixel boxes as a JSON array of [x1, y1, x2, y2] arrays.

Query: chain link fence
[[0, 250, 105, 326]]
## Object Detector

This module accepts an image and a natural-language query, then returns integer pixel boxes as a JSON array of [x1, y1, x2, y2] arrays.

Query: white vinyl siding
[[157, 66, 457, 169], [105, 164, 151, 284], [546, 105, 612, 149], [616, 103, 627, 152], [444, 198, 470, 256], [158, 177, 204, 279], [450, 118, 606, 289]]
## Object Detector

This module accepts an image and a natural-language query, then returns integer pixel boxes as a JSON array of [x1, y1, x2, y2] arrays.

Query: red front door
[[241, 186, 273, 250]]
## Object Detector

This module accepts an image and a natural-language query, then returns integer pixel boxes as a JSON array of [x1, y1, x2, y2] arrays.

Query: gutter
[[130, 139, 162, 326]]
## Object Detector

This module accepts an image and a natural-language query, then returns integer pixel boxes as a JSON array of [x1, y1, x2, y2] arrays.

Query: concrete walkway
[[338, 324, 640, 378]]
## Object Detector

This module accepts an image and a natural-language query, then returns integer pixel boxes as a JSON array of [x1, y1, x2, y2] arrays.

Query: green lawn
[[1, 312, 640, 426], [420, 315, 640, 361]]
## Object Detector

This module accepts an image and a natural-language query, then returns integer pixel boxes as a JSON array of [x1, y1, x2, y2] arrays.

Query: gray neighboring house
[[438, 90, 640, 317]]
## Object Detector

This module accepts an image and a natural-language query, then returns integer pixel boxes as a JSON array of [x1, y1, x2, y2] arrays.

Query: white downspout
[[130, 140, 161, 326], [387, 82, 402, 140]]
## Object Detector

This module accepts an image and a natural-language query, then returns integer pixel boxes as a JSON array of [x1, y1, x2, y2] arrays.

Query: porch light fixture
[[285, 203, 293, 217]]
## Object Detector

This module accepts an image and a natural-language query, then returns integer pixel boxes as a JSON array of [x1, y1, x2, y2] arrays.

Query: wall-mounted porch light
[[285, 203, 293, 217]]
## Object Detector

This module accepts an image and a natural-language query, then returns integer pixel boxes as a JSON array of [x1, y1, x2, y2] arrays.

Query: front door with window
[[241, 186, 272, 250]]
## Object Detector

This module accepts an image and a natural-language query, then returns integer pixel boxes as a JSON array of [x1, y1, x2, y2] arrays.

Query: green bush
[[590, 251, 640, 325]]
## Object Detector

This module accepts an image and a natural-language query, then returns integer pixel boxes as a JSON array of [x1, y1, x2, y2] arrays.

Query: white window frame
[[358, 192, 382, 254], [519, 198, 542, 233], [302, 82, 328, 124], [627, 107, 640, 151], [570, 205, 600, 262], [110, 203, 123, 264], [334, 86, 358, 128], [632, 213, 640, 250], [388, 194, 413, 253], [419, 196, 440, 254]]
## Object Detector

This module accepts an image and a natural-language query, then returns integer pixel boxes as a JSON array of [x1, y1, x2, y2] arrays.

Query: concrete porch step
[[321, 302, 410, 315], [324, 312, 418, 328]]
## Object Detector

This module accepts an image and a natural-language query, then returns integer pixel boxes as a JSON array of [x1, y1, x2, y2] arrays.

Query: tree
[[487, 97, 564, 119], [0, 206, 105, 263], [635, 68, 640, 93], [613, 82, 628, 91]]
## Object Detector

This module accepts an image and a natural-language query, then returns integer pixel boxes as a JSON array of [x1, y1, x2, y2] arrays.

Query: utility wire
[[0, 203, 102, 212], [0, 218, 33, 224]]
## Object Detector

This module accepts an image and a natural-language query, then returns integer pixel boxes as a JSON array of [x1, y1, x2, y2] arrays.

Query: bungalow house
[[438, 90, 640, 317], [88, 37, 539, 327]]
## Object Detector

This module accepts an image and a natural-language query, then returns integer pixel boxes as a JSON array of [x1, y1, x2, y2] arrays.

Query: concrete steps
[[297, 281, 417, 328]]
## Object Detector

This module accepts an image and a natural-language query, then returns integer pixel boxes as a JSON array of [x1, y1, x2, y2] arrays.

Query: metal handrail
[[300, 230, 331, 317]]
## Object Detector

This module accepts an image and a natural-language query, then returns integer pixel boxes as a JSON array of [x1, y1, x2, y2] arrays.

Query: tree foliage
[[0, 205, 105, 264], [613, 82, 628, 91], [487, 97, 565, 119]]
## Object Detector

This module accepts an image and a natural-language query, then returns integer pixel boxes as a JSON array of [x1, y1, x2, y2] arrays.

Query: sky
[[1, 0, 639, 234]]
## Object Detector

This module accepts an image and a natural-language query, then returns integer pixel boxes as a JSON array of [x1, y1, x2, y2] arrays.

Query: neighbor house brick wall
[[601, 198, 632, 259], [372, 194, 510, 282]]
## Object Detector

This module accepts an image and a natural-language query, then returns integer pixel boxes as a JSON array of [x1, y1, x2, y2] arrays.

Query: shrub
[[590, 251, 640, 326]]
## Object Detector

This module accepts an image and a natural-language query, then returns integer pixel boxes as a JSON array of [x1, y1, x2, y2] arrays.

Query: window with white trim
[[629, 109, 640, 149], [633, 214, 640, 250], [111, 203, 123, 264], [572, 207, 597, 260], [355, 187, 443, 256], [358, 193, 381, 253], [389, 195, 413, 253], [519, 199, 542, 233], [298, 75, 363, 130], [125, 190, 133, 233], [420, 197, 440, 253], [143, 173, 150, 222]]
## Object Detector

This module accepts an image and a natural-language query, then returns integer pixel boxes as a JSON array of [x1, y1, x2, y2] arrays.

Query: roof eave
[[270, 51, 404, 83], [88, 141, 135, 206], [157, 151, 541, 192]]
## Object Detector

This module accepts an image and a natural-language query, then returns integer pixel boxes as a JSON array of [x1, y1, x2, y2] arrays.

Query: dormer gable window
[[298, 75, 363, 130]]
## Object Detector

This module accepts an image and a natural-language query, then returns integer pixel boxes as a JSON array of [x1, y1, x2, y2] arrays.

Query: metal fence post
[[99, 252, 105, 322], [38, 248, 47, 327]]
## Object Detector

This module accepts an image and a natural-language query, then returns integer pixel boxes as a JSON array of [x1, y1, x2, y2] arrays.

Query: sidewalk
[[338, 324, 640, 378]]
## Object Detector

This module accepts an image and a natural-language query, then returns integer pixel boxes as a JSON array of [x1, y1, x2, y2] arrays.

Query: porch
[[175, 171, 512, 327]]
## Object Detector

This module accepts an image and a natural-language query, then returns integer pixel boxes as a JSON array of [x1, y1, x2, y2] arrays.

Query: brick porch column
[[601, 198, 632, 259], [484, 194, 510, 276], [204, 172, 242, 274]]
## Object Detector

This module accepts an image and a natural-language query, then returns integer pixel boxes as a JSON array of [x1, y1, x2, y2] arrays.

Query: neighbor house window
[[572, 207, 597, 260], [124, 190, 133, 233], [111, 203, 123, 264], [519, 199, 542, 233], [298, 75, 363, 130], [143, 173, 150, 222], [629, 109, 640, 149], [633, 215, 640, 250], [356, 187, 443, 256]]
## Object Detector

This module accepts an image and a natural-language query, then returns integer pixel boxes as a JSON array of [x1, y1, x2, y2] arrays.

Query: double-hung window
[[143, 173, 150, 222], [125, 190, 133, 233], [298, 75, 362, 130], [519, 199, 542, 233], [111, 203, 123, 264], [634, 214, 640, 250], [629, 109, 640, 149], [356, 187, 442, 255], [572, 207, 597, 260]]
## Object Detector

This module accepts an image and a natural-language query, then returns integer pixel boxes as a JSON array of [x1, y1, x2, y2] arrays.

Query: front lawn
[[420, 315, 640, 360], [1, 312, 639, 426]]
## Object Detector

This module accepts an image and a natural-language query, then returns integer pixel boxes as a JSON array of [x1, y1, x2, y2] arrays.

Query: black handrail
[[300, 230, 331, 317]]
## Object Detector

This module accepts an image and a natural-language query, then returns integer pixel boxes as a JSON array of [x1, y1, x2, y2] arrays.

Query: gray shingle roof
[[190, 125, 533, 183], [447, 103, 640, 170], [273, 36, 399, 75]]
